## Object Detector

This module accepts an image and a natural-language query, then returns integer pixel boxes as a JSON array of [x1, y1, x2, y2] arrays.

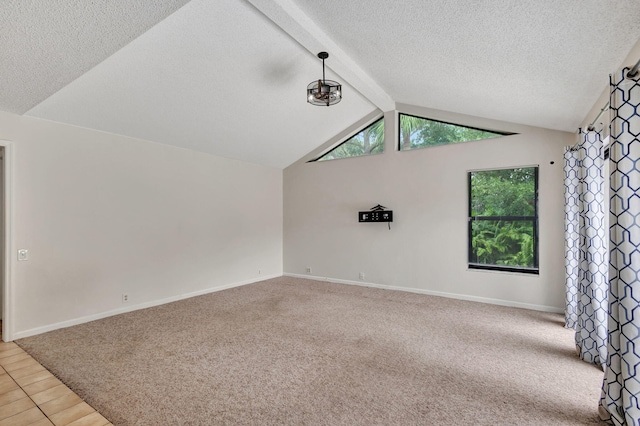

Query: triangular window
[[314, 117, 384, 161], [399, 113, 512, 151]]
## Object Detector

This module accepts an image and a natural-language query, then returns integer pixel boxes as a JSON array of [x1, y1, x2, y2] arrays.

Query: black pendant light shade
[[307, 52, 342, 106]]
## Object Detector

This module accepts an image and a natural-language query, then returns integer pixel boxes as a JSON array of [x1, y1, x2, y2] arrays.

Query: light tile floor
[[0, 328, 111, 426]]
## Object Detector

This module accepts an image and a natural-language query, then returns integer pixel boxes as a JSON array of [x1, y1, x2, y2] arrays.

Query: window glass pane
[[316, 118, 384, 161], [470, 168, 536, 217], [468, 166, 538, 273], [399, 114, 507, 151], [470, 220, 535, 268]]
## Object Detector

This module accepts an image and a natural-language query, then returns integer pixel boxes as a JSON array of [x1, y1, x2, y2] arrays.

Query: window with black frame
[[313, 117, 384, 162], [398, 113, 511, 151], [468, 167, 538, 274]]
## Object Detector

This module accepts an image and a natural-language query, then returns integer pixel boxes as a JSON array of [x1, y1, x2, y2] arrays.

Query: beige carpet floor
[[16, 276, 605, 425]]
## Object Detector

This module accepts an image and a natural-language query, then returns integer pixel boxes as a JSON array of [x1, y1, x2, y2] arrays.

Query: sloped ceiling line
[[246, 0, 396, 112], [21, 0, 378, 169], [4, 1, 640, 169]]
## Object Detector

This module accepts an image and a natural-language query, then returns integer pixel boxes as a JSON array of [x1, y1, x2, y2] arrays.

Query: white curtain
[[564, 131, 608, 367], [564, 146, 579, 328], [600, 67, 640, 425]]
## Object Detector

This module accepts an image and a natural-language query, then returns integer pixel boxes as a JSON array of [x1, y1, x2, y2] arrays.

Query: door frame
[[0, 141, 14, 342]]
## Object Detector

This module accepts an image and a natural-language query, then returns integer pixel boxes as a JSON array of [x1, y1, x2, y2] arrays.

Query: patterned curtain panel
[[564, 147, 579, 329], [564, 131, 608, 366], [600, 67, 640, 425]]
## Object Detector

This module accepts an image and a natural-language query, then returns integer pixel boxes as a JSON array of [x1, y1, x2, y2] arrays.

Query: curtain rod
[[567, 128, 585, 151], [587, 101, 610, 131], [584, 59, 639, 131], [628, 58, 640, 78]]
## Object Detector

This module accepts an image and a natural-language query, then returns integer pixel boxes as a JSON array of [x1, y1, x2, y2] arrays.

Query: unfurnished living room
[[0, 1, 639, 425]]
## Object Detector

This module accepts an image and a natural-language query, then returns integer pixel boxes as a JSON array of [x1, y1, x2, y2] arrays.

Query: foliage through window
[[399, 113, 509, 151], [315, 118, 384, 161], [468, 167, 538, 274]]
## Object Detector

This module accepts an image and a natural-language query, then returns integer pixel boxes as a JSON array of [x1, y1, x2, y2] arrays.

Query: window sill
[[468, 264, 539, 276]]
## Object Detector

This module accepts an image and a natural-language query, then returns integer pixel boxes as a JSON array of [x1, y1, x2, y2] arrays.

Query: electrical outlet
[[306, 267, 312, 274], [359, 272, 365, 280], [258, 269, 262, 275], [122, 294, 129, 303], [18, 249, 28, 261]]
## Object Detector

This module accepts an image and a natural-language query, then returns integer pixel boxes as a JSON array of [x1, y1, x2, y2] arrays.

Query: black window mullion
[[533, 167, 539, 269], [470, 216, 535, 221], [468, 172, 473, 264]]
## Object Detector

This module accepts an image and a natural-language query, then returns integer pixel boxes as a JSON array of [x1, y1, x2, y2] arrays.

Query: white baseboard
[[13, 274, 281, 340], [14, 272, 563, 340], [284, 273, 563, 314]]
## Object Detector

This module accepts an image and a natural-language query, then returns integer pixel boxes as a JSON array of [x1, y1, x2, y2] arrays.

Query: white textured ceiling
[[293, 0, 640, 131], [3, 1, 640, 168], [23, 0, 375, 169], [0, 0, 192, 114]]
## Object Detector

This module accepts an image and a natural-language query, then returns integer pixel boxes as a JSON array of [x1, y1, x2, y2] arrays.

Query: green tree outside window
[[469, 167, 538, 272], [400, 114, 508, 151], [316, 118, 384, 161]]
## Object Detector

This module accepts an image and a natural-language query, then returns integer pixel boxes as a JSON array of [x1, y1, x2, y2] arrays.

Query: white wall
[[0, 110, 283, 339], [284, 105, 574, 311]]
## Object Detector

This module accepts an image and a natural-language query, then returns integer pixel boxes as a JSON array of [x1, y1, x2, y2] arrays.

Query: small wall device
[[359, 204, 393, 223]]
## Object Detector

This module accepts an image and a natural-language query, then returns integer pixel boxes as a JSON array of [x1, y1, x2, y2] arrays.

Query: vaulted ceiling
[[2, 1, 640, 168]]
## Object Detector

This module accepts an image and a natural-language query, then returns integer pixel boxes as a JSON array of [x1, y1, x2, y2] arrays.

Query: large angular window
[[399, 113, 509, 151], [315, 118, 384, 161], [468, 167, 538, 274]]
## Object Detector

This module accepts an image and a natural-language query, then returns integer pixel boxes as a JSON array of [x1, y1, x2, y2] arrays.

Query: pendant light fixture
[[307, 52, 342, 106]]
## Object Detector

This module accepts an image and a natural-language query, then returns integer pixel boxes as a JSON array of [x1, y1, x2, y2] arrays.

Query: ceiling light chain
[[307, 52, 342, 107]]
